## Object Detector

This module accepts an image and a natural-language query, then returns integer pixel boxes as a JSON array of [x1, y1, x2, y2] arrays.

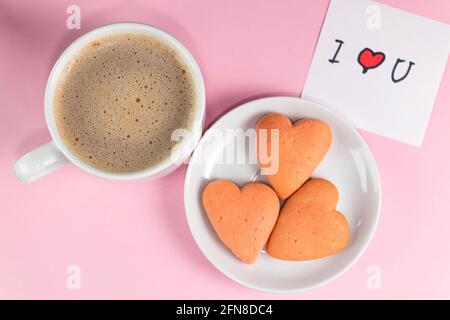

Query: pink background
[[1, 0, 449, 299]]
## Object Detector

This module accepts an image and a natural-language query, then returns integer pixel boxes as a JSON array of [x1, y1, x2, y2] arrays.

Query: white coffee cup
[[14, 23, 205, 182]]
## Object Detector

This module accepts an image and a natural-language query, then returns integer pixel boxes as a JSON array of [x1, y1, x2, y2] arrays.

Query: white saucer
[[184, 97, 381, 293]]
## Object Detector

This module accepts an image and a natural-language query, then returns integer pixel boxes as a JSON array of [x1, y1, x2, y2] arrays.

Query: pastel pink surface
[[0, 0, 449, 299]]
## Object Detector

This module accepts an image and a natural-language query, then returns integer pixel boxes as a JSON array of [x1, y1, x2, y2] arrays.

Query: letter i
[[329, 39, 344, 64]]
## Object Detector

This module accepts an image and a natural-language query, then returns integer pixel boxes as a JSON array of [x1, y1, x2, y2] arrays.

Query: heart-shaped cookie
[[202, 180, 280, 264], [256, 113, 332, 200], [266, 179, 349, 261]]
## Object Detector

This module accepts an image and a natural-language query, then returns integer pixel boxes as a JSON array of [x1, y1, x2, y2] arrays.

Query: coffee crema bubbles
[[54, 33, 197, 173]]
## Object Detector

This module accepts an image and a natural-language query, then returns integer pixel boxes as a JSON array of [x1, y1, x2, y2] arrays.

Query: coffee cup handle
[[14, 141, 70, 183]]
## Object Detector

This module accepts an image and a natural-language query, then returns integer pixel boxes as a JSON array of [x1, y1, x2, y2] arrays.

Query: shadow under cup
[[15, 23, 205, 182]]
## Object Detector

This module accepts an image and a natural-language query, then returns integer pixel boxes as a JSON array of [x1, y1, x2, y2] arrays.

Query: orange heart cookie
[[256, 113, 332, 200], [266, 179, 349, 261], [202, 180, 280, 264]]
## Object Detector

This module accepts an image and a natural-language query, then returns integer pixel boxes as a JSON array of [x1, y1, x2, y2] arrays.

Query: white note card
[[302, 0, 450, 146]]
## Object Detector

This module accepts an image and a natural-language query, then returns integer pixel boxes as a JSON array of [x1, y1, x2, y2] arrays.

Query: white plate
[[184, 97, 381, 293]]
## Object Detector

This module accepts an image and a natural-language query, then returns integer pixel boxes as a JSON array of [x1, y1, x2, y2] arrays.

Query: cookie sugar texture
[[266, 179, 349, 261], [202, 180, 280, 264], [256, 113, 332, 200]]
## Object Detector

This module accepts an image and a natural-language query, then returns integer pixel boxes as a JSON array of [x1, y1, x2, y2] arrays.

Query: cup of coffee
[[14, 22, 205, 182]]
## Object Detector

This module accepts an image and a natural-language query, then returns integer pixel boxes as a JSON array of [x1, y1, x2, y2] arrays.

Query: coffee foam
[[54, 33, 196, 172]]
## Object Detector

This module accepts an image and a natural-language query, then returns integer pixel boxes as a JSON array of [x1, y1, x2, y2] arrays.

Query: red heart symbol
[[358, 48, 385, 74]]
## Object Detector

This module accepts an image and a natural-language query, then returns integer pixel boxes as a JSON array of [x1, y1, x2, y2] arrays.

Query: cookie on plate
[[202, 179, 280, 264], [266, 178, 349, 261], [256, 113, 332, 200]]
